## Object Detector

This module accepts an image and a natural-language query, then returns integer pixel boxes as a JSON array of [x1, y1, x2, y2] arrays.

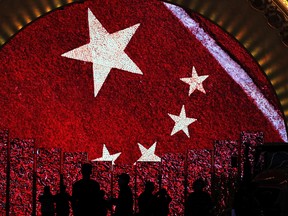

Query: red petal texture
[[36, 148, 61, 215], [0, 130, 8, 213], [10, 139, 34, 215], [0, 0, 285, 165]]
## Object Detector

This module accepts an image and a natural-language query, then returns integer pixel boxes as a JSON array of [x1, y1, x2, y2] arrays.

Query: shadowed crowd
[[39, 163, 262, 216], [39, 163, 213, 216]]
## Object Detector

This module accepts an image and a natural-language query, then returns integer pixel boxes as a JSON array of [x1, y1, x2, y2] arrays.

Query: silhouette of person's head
[[144, 181, 155, 193], [192, 178, 206, 192], [81, 163, 93, 179], [44, 186, 51, 195], [118, 173, 130, 187]]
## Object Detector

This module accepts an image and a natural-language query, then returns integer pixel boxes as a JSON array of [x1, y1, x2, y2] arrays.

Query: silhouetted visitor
[[234, 182, 261, 216], [54, 185, 71, 216], [153, 188, 171, 216], [111, 173, 133, 216], [138, 181, 155, 216], [39, 186, 55, 216], [72, 163, 100, 216], [99, 189, 109, 216], [184, 178, 212, 216]]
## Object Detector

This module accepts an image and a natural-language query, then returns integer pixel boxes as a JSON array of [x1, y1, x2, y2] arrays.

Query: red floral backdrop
[[0, 129, 8, 215], [0, 0, 285, 215], [10, 139, 34, 215], [36, 148, 61, 215], [213, 140, 239, 215]]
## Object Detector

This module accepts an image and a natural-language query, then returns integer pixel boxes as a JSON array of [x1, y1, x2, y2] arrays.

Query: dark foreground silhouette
[[39, 186, 55, 216], [111, 173, 133, 216], [72, 163, 100, 216], [185, 178, 213, 216]]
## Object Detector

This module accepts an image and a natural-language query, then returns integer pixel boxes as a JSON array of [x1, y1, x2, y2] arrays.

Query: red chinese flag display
[[0, 0, 287, 164]]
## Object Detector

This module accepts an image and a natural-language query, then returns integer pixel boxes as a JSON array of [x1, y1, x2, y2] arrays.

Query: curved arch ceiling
[[0, 0, 288, 136]]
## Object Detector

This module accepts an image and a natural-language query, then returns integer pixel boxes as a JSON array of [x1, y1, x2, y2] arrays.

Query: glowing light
[[277, 0, 288, 9], [209, 12, 218, 21], [55, 3, 62, 7], [32, 7, 42, 17], [271, 78, 282, 87], [12, 18, 24, 31], [1, 23, 15, 37], [251, 47, 264, 59], [281, 97, 288, 106], [0, 37, 4, 46], [23, 16, 32, 24], [45, 7, 52, 12], [48, 0, 61, 9], [257, 58, 269, 67], [198, 3, 210, 15], [265, 63, 284, 77], [270, 74, 287, 87], [40, 0, 53, 13], [236, 28, 249, 42], [19, 11, 33, 24]]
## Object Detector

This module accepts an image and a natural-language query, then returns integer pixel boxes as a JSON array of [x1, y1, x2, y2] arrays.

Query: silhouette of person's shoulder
[[113, 173, 133, 216], [188, 190, 212, 205], [73, 178, 100, 187], [73, 178, 100, 196]]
